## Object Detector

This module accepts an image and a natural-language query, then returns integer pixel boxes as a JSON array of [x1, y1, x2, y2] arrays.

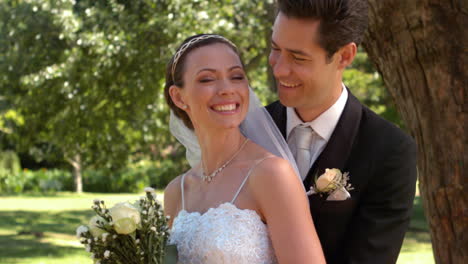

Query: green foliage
[[0, 150, 22, 193], [0, 0, 278, 190], [0, 158, 187, 194], [0, 150, 21, 173], [163, 0, 277, 103], [1, 168, 72, 194], [1, 0, 176, 169], [345, 50, 404, 127], [83, 159, 187, 193], [0, 0, 403, 192]]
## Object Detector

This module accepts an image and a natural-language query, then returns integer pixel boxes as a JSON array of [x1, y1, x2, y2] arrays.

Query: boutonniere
[[306, 168, 354, 201]]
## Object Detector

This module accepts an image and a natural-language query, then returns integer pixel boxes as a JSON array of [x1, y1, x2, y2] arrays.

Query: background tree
[[1, 0, 401, 195], [1, 0, 279, 192], [1, 0, 175, 192], [363, 1, 467, 263]]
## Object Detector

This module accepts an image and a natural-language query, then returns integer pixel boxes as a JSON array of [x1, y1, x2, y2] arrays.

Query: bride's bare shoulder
[[248, 155, 301, 195], [254, 156, 295, 179], [164, 174, 184, 222], [164, 175, 182, 198]]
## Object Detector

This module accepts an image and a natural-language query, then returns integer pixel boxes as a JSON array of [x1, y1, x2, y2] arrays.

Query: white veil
[[169, 87, 303, 188]]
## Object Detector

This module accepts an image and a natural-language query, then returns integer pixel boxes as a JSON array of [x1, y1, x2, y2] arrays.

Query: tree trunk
[[363, 1, 467, 263], [67, 153, 83, 193]]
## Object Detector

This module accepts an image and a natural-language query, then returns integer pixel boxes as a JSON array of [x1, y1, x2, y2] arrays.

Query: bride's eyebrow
[[196, 68, 216, 74], [228, 66, 243, 72], [196, 66, 243, 74]]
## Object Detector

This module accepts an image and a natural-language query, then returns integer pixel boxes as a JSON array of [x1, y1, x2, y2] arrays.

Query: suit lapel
[[267, 93, 363, 191], [266, 101, 287, 139], [303, 91, 363, 189]]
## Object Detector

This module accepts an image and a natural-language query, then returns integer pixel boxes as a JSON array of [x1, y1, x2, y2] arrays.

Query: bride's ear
[[169, 85, 189, 111]]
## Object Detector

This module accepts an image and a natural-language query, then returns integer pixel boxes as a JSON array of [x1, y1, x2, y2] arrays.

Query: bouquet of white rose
[[76, 187, 177, 264]]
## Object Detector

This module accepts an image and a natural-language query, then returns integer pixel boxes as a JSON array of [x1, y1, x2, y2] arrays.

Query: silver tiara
[[171, 35, 237, 83]]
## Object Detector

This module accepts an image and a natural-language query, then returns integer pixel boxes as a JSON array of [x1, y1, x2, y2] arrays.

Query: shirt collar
[[286, 83, 348, 142]]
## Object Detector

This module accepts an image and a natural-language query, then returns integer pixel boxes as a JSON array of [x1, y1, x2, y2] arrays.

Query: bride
[[163, 34, 325, 264]]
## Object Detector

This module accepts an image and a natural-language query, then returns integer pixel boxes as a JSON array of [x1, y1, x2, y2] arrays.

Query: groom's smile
[[269, 12, 345, 122], [279, 81, 301, 88]]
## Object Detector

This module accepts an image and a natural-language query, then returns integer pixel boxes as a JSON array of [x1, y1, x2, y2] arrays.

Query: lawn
[[0, 192, 434, 264]]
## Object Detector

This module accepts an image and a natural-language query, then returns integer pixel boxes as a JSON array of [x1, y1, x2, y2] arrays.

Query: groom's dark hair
[[276, 0, 368, 59]]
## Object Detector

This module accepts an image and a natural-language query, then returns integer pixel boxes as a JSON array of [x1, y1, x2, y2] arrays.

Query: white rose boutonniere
[[306, 168, 354, 201]]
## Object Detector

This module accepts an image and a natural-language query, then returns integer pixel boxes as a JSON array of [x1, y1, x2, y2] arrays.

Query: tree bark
[[66, 153, 83, 193], [363, 1, 467, 263]]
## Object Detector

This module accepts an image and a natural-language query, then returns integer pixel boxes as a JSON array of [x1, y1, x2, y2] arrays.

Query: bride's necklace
[[201, 138, 249, 183]]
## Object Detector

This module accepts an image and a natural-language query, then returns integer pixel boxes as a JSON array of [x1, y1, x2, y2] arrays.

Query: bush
[[21, 169, 73, 193], [0, 171, 26, 193], [0, 168, 73, 194], [151, 159, 188, 189], [82, 159, 187, 193], [0, 158, 187, 194], [82, 167, 150, 193]]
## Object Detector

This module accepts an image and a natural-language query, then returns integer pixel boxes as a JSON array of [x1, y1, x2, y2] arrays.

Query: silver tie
[[293, 125, 314, 179]]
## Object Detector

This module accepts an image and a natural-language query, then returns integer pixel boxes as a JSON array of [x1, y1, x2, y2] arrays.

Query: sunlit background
[[0, 0, 432, 263]]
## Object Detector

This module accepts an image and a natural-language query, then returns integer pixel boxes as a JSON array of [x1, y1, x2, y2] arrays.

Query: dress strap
[[180, 173, 187, 210], [231, 156, 275, 204]]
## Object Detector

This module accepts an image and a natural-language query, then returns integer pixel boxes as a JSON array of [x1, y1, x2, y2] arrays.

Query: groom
[[266, 0, 417, 263]]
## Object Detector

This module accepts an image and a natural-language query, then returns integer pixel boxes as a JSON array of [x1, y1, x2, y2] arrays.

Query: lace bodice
[[170, 202, 277, 264], [168, 156, 277, 264]]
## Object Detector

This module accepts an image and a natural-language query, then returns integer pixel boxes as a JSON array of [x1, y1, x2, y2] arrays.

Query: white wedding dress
[[169, 157, 278, 264]]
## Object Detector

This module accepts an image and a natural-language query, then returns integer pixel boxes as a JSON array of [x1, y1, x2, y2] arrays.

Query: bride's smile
[[170, 43, 249, 132], [210, 102, 240, 114], [165, 34, 326, 264]]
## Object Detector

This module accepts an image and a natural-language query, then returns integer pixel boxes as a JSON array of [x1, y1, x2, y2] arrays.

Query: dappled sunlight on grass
[[0, 233, 92, 264], [397, 196, 434, 264], [0, 192, 164, 211], [0, 192, 164, 263], [0, 192, 431, 264], [398, 231, 434, 264], [40, 232, 83, 248], [0, 210, 94, 234]]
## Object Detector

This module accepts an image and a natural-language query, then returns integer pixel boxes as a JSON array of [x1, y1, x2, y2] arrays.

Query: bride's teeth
[[213, 104, 236, 112]]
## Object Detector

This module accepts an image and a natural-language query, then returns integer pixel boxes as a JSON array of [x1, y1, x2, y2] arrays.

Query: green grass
[[0, 193, 433, 264], [0, 192, 163, 264], [397, 196, 434, 264]]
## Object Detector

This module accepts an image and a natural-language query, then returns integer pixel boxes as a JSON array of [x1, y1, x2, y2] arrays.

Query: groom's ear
[[336, 42, 357, 70], [169, 85, 188, 111]]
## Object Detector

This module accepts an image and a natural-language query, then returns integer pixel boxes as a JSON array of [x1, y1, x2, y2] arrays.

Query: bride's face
[[175, 43, 249, 131]]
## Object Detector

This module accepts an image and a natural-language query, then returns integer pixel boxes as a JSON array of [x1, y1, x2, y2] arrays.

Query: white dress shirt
[[287, 84, 348, 179]]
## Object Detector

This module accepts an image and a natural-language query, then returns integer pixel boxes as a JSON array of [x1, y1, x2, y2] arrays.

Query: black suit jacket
[[266, 91, 417, 264]]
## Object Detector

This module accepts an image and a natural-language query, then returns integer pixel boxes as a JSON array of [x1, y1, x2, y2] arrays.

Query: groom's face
[[269, 12, 342, 121]]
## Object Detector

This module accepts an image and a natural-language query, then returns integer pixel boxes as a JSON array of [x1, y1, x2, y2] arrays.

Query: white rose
[[109, 202, 141, 234], [132, 200, 143, 212], [88, 216, 107, 237], [316, 168, 342, 192], [76, 225, 89, 238]]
